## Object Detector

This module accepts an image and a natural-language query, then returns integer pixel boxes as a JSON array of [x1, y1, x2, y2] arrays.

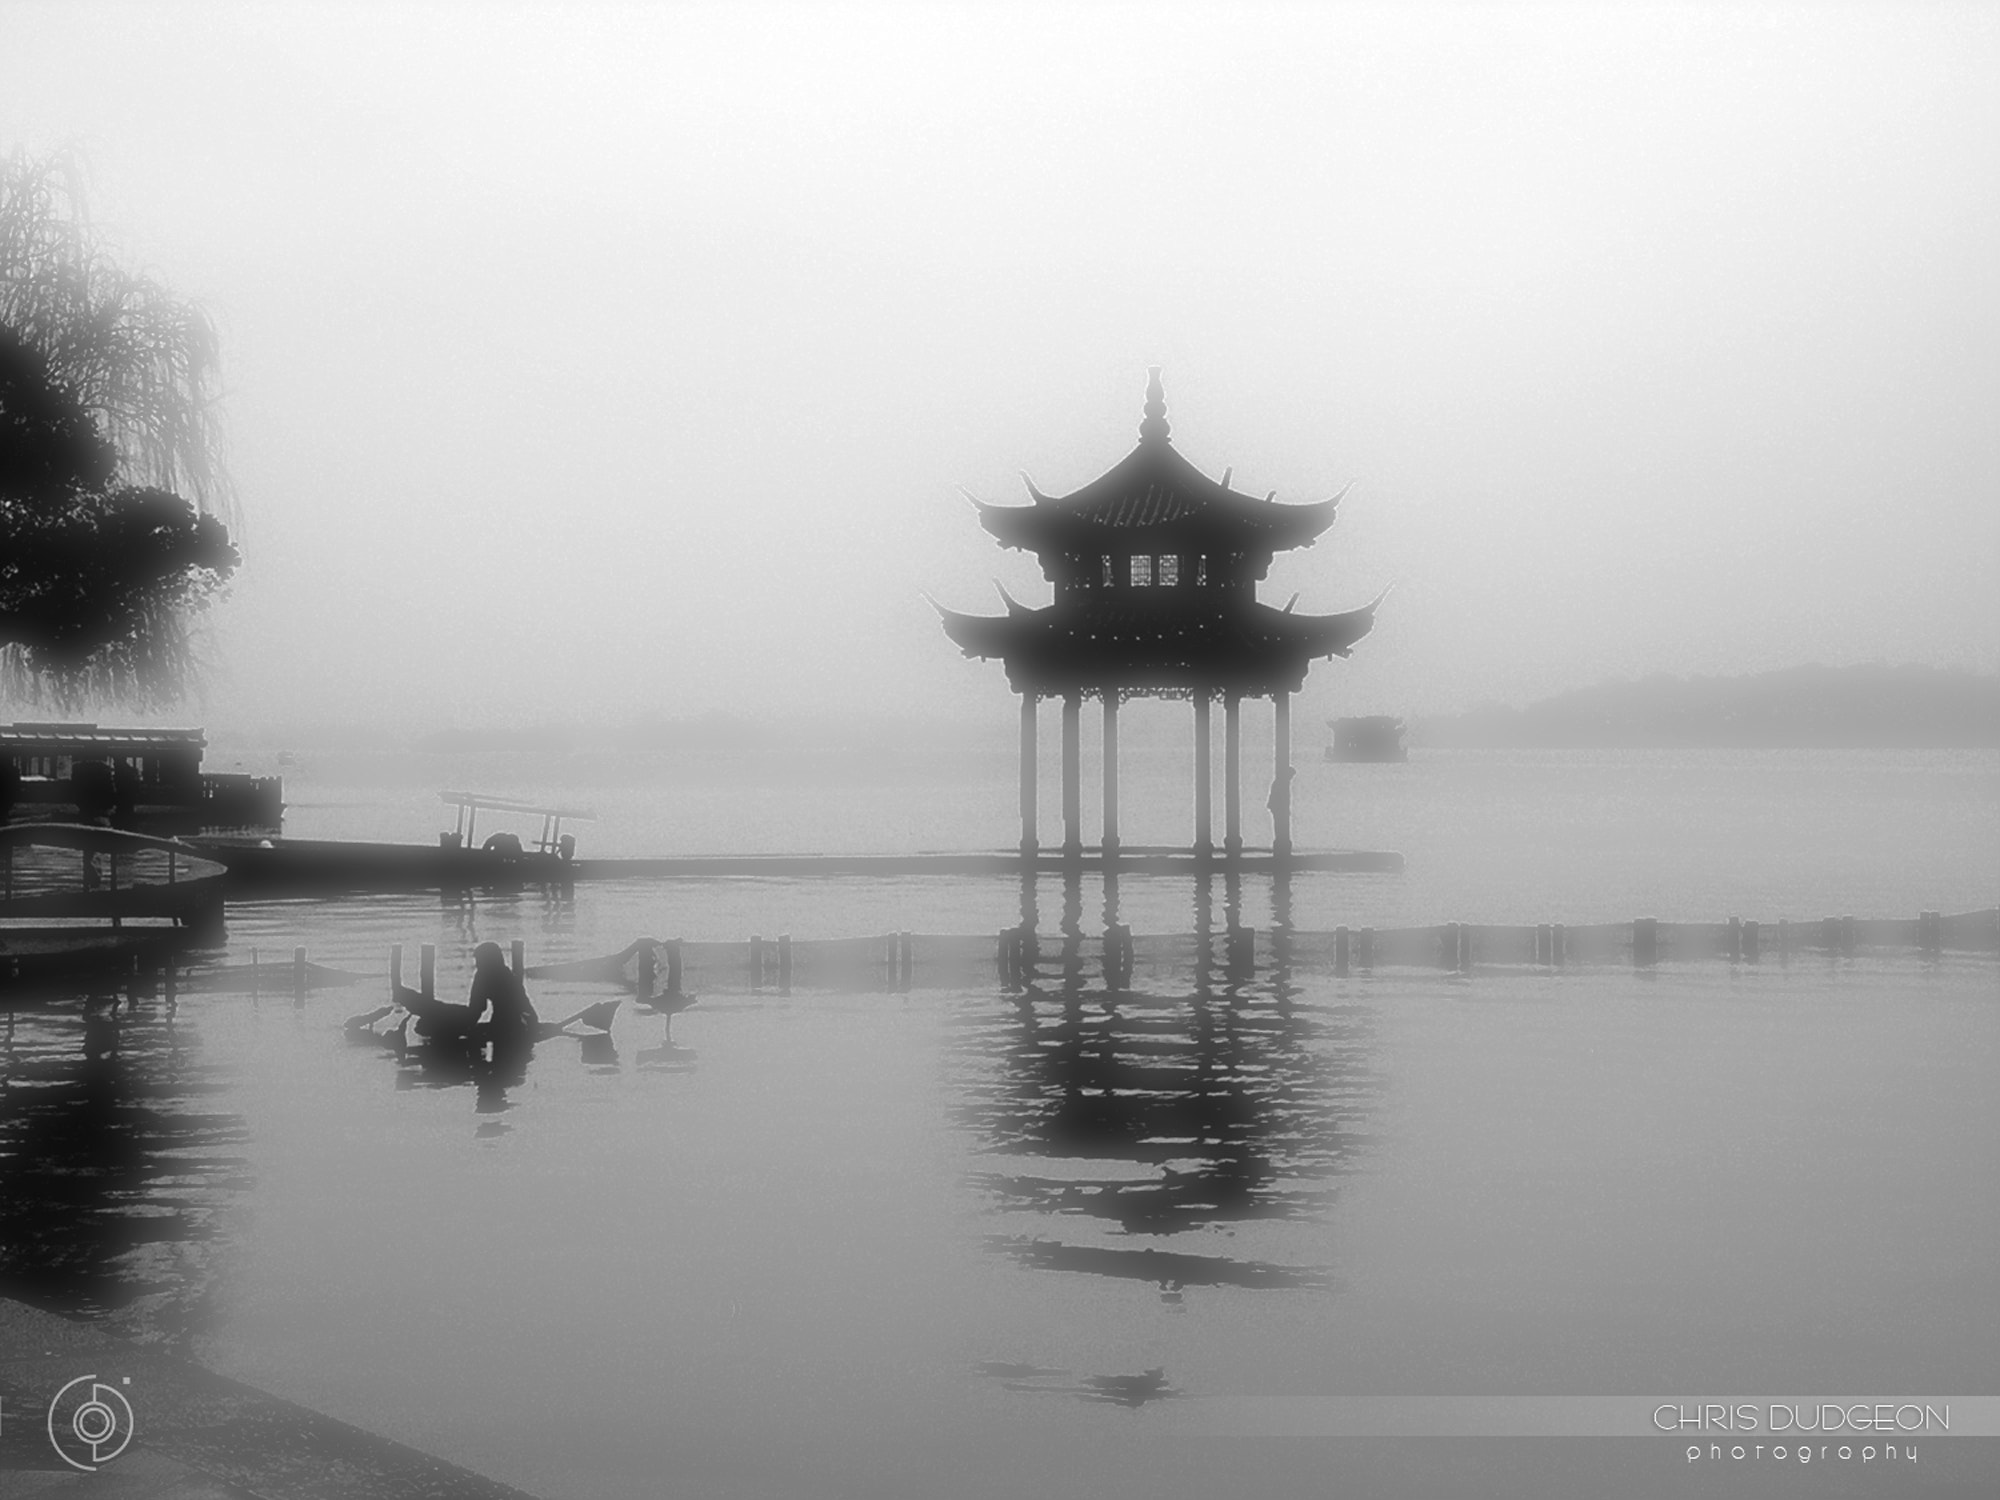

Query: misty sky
[[3, 2, 1995, 732]]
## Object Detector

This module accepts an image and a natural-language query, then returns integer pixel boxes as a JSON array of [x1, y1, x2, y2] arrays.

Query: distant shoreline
[[193, 663, 2000, 757], [1408, 663, 2000, 751]]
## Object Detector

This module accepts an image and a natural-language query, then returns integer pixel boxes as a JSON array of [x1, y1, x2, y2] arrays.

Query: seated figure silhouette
[[465, 941, 539, 1044]]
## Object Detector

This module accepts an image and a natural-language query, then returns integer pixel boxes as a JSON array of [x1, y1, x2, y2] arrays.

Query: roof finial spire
[[1138, 365, 1171, 446]]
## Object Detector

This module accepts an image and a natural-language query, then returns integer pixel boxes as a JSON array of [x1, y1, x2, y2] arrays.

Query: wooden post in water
[[1552, 922, 1566, 967], [420, 944, 435, 1002], [1192, 693, 1212, 859], [511, 939, 525, 975], [665, 939, 684, 997], [390, 944, 403, 997], [637, 944, 656, 1000], [1357, 926, 1375, 971], [1728, 918, 1742, 963], [1743, 919, 1760, 962], [1061, 692, 1082, 860], [1227, 925, 1255, 979], [1271, 691, 1293, 863], [1101, 692, 1121, 859], [1223, 692, 1242, 859], [1019, 694, 1038, 859], [778, 934, 792, 993], [899, 931, 914, 990], [1334, 925, 1350, 976]]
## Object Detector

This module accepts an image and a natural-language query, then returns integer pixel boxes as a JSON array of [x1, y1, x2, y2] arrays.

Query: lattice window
[[1129, 555, 1154, 587], [1100, 554, 1115, 588], [1195, 555, 1209, 586], [1157, 554, 1181, 586]]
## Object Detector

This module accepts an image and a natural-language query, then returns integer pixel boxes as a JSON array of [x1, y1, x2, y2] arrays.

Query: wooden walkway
[[0, 1296, 542, 1498], [189, 837, 1403, 895]]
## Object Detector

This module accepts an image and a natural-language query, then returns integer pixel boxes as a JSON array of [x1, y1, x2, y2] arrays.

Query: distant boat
[[1325, 716, 1407, 763]]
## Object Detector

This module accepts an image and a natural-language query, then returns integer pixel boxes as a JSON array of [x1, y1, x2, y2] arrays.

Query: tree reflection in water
[[954, 868, 1375, 1294], [0, 975, 250, 1351]]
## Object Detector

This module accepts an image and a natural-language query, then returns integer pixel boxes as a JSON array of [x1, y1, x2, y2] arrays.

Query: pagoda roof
[[931, 592, 1384, 698], [969, 372, 1344, 555]]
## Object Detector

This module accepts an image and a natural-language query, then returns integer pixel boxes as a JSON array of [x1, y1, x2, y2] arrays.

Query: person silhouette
[[465, 942, 539, 1043], [1266, 765, 1296, 812]]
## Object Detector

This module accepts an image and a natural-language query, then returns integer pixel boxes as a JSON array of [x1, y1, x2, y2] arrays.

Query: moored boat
[[1325, 715, 1408, 762]]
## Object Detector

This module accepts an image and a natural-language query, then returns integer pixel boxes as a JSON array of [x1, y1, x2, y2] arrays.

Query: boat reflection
[[955, 867, 1372, 1296], [975, 1360, 1183, 1408], [353, 964, 626, 1129], [390, 1028, 541, 1136]]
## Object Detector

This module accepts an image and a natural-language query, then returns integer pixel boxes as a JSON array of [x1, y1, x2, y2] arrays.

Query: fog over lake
[[5, 9, 1999, 1500], [3, 2, 1994, 734]]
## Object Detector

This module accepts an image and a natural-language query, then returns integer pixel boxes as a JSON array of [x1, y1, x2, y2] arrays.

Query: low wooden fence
[[58, 909, 1991, 1011], [412, 909, 1997, 995]]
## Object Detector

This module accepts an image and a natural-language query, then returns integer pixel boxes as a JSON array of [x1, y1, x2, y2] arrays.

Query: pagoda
[[935, 370, 1382, 864]]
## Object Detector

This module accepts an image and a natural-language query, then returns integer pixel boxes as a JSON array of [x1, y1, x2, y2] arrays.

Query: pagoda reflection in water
[[952, 868, 1376, 1293]]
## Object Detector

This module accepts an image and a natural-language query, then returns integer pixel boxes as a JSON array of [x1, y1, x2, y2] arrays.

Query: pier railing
[[46, 909, 1989, 1010], [699, 909, 2000, 993], [422, 909, 2000, 997]]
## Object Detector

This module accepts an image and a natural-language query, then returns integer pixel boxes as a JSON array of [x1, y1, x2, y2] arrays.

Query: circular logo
[[46, 1375, 135, 1472]]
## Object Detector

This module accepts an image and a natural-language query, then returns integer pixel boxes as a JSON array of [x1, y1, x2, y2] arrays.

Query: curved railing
[[1, 822, 226, 921]]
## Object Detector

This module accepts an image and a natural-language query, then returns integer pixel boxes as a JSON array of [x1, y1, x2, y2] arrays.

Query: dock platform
[[190, 837, 1404, 895]]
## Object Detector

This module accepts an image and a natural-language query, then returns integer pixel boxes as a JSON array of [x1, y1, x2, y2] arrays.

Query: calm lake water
[[5, 749, 1997, 1498]]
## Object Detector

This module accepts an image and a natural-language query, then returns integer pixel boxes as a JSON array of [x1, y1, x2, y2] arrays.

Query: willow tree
[[0, 149, 239, 708]]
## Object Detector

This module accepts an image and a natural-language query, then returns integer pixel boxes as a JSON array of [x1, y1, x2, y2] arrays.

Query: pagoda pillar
[[1101, 691, 1120, 858], [1271, 690, 1293, 862], [1061, 691, 1082, 859], [1192, 692, 1212, 857], [1018, 693, 1038, 858], [1223, 692, 1242, 858]]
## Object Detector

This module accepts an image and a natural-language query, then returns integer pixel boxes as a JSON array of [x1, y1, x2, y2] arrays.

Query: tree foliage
[[0, 149, 239, 708]]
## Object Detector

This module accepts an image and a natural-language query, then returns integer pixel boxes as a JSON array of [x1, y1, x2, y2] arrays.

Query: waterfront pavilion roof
[[932, 592, 1384, 700], [970, 373, 1343, 559]]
